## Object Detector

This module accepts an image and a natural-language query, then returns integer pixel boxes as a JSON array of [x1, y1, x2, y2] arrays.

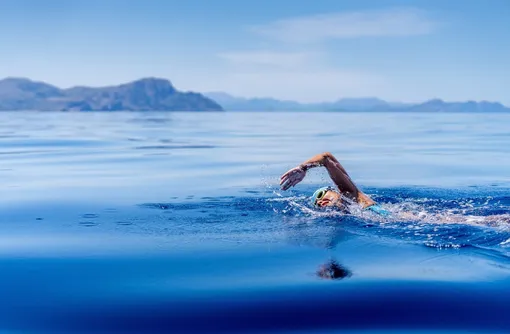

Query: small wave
[[268, 187, 510, 251], [134, 144, 216, 150], [137, 186, 510, 254]]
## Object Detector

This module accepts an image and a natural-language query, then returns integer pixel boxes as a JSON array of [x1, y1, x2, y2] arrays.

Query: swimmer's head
[[311, 186, 341, 208]]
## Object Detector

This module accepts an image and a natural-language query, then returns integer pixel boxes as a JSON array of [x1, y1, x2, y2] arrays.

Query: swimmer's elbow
[[322, 152, 334, 160]]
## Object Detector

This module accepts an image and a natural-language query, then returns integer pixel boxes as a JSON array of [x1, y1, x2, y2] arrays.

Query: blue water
[[1, 111, 510, 333]]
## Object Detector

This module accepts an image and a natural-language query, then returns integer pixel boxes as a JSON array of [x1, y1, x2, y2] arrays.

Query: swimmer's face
[[316, 190, 341, 208]]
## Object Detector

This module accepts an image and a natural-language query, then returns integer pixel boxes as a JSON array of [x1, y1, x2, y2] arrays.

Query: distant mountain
[[205, 92, 510, 113], [2, 78, 508, 113], [0, 77, 223, 111], [405, 99, 508, 113], [325, 97, 392, 111], [206, 92, 306, 111]]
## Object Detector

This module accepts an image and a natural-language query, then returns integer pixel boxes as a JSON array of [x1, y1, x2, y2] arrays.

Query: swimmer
[[280, 152, 389, 215], [280, 151, 510, 224]]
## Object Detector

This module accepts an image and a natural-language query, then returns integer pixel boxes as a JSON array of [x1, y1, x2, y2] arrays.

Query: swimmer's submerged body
[[280, 152, 510, 224]]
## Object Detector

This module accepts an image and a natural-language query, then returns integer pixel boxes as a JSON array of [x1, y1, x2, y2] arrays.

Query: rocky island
[[0, 77, 223, 111]]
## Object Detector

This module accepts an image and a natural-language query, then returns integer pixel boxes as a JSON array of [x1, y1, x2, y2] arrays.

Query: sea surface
[[1, 111, 510, 333]]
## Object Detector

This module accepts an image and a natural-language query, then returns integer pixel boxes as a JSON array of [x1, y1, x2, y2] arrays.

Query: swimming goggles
[[311, 186, 335, 206]]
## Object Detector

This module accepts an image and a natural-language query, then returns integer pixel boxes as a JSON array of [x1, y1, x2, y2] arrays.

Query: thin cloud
[[217, 51, 316, 68], [250, 8, 439, 43]]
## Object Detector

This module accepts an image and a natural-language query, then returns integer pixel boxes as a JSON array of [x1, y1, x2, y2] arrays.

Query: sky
[[0, 0, 509, 104]]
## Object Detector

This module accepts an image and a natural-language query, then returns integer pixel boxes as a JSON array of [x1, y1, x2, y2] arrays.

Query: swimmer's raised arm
[[280, 152, 375, 207], [280, 152, 357, 193]]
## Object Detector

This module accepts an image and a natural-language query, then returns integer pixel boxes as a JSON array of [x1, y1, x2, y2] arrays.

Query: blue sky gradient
[[0, 0, 509, 103]]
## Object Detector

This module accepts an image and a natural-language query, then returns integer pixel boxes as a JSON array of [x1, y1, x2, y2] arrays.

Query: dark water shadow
[[316, 258, 352, 280]]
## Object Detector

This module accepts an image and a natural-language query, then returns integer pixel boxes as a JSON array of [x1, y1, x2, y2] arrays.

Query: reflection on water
[[317, 259, 352, 280], [1, 111, 510, 333]]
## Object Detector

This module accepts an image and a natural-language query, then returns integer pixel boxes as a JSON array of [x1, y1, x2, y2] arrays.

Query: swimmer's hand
[[280, 166, 306, 190]]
